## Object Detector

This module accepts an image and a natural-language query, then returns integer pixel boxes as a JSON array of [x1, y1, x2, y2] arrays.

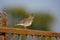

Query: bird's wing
[[19, 18, 28, 24]]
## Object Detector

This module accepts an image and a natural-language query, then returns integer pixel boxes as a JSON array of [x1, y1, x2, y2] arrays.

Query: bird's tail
[[15, 24, 24, 26]]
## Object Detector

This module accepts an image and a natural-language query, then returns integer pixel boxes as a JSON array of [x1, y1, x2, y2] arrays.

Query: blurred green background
[[4, 7, 55, 31]]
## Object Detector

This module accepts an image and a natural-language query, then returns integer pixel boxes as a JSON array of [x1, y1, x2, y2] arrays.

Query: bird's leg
[[25, 26, 27, 29], [25, 27, 27, 29]]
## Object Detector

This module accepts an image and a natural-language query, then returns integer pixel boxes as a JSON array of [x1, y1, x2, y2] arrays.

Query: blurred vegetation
[[4, 7, 54, 31], [3, 7, 55, 40]]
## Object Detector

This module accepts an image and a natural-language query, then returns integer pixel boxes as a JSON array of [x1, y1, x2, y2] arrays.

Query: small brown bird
[[16, 15, 34, 29]]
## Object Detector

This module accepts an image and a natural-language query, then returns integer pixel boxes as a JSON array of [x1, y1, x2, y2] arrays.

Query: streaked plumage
[[16, 16, 34, 29]]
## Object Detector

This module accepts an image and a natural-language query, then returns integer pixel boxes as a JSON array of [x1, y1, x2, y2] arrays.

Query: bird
[[16, 15, 34, 29]]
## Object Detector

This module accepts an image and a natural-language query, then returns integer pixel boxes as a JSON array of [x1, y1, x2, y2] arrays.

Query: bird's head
[[28, 15, 34, 20]]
